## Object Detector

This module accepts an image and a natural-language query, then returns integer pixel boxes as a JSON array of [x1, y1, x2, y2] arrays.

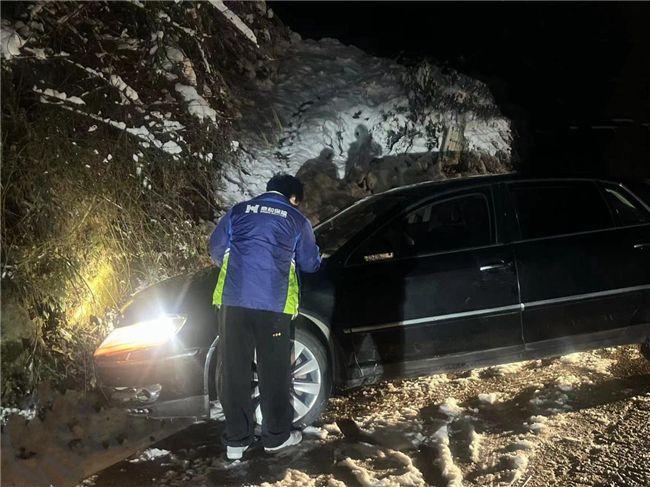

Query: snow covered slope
[[2, 1, 511, 210], [220, 37, 512, 204]]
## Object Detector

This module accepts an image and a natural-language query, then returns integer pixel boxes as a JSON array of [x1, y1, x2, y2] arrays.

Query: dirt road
[[90, 346, 650, 486]]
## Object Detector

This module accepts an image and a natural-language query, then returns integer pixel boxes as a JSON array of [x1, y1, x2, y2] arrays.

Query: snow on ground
[[0, 406, 35, 424], [128, 448, 171, 463], [218, 37, 512, 204], [175, 84, 218, 124], [90, 345, 650, 486]]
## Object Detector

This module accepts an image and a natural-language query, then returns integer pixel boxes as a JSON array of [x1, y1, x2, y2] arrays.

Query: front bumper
[[94, 347, 210, 419]]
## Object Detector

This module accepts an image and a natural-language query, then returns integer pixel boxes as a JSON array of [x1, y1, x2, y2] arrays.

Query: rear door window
[[352, 192, 492, 263], [509, 181, 613, 240], [601, 183, 649, 226]]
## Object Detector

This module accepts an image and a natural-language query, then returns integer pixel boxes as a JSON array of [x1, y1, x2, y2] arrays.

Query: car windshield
[[314, 194, 406, 255]]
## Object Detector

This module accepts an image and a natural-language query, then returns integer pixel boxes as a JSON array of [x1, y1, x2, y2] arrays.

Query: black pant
[[221, 305, 293, 449]]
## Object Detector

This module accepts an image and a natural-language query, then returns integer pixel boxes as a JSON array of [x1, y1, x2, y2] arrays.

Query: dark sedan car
[[94, 175, 650, 426]]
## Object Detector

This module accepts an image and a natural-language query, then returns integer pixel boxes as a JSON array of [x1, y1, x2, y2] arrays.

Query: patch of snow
[[175, 84, 217, 123], [302, 425, 328, 440], [469, 428, 482, 463], [160, 46, 197, 86], [559, 350, 614, 375], [88, 125, 98, 132], [464, 117, 511, 154], [433, 425, 464, 487], [34, 86, 86, 105], [65, 61, 104, 79], [439, 397, 463, 418], [526, 415, 549, 434], [487, 361, 526, 376], [559, 353, 582, 364], [38, 96, 175, 154], [161, 140, 182, 154], [507, 451, 530, 484], [24, 46, 47, 59], [556, 375, 581, 392], [323, 423, 341, 435], [78, 475, 97, 486], [382, 449, 426, 486], [1, 25, 25, 59], [195, 41, 212, 74], [208, 0, 259, 47], [478, 392, 501, 405], [109, 74, 140, 103], [339, 457, 378, 487], [0, 406, 36, 424], [129, 448, 170, 463]]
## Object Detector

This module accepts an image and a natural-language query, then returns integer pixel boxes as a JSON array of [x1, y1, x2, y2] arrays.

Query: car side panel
[[507, 180, 650, 344], [331, 185, 523, 380]]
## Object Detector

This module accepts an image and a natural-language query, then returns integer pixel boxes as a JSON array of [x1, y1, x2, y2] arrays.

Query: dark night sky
[[271, 2, 650, 177]]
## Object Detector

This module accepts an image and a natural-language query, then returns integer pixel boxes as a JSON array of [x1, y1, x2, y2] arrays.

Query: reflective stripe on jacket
[[209, 192, 321, 315]]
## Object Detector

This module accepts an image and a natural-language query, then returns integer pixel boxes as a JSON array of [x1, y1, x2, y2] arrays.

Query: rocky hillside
[[1, 1, 512, 403]]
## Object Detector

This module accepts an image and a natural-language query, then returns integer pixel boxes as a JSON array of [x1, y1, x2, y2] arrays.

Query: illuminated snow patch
[[128, 448, 170, 463]]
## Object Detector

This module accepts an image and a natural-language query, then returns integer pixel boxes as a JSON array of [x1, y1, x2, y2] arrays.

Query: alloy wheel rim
[[251, 339, 322, 424]]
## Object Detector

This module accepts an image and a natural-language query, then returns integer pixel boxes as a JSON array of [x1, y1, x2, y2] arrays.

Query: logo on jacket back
[[245, 203, 288, 218]]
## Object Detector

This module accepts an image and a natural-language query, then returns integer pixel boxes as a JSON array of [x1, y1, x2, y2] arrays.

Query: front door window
[[352, 193, 492, 264]]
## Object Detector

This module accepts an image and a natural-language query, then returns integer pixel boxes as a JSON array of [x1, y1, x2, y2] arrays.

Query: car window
[[602, 183, 649, 226], [352, 193, 492, 263], [510, 182, 613, 240], [314, 195, 406, 255]]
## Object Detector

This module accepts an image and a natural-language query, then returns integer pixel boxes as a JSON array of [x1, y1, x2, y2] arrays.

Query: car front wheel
[[215, 325, 331, 428]]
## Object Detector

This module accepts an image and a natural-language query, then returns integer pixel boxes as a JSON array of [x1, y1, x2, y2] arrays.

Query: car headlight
[[94, 315, 187, 358]]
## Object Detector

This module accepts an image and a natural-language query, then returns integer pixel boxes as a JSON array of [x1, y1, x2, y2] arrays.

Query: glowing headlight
[[94, 315, 186, 358]]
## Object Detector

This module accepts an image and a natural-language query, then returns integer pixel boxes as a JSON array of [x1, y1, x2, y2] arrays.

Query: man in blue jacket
[[209, 174, 321, 460]]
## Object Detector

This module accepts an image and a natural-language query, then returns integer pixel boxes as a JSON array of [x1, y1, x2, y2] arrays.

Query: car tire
[[214, 324, 331, 428], [641, 338, 650, 362], [291, 326, 332, 428]]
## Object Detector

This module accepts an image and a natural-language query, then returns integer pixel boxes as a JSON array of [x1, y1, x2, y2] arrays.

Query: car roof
[[379, 172, 623, 200]]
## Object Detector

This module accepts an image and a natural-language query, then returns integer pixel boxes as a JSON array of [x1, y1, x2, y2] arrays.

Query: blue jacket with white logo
[[209, 192, 321, 315]]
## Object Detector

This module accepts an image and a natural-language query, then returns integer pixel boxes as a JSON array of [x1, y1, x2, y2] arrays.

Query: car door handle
[[480, 262, 511, 272], [633, 243, 650, 250]]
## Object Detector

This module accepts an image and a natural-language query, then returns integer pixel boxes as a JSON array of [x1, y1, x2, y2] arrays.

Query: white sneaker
[[264, 430, 302, 453], [226, 444, 250, 460]]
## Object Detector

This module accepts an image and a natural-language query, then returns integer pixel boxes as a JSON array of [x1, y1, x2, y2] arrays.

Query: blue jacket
[[209, 192, 321, 315]]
